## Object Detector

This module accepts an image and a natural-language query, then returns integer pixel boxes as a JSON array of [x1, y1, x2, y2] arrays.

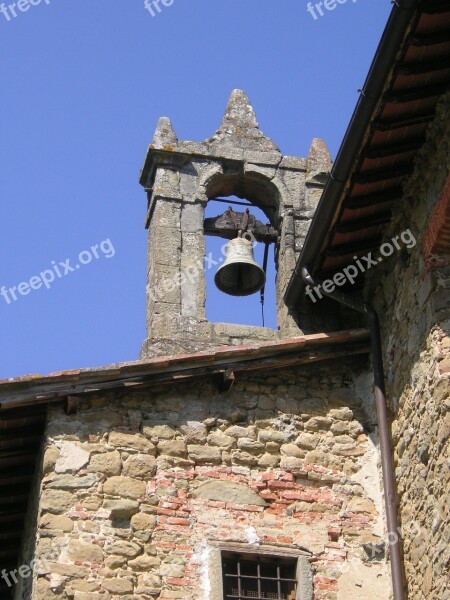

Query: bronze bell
[[214, 235, 266, 296]]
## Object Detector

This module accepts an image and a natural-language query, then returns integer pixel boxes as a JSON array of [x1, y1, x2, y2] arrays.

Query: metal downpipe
[[301, 267, 405, 600]]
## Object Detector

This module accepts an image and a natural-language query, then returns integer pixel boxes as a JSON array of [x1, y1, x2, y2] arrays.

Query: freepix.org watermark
[[1, 239, 115, 305], [144, 0, 174, 17], [307, 0, 358, 21], [0, 0, 50, 22], [305, 229, 416, 303], [1, 552, 55, 588]]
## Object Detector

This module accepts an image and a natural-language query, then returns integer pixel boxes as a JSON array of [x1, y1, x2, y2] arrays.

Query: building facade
[[0, 2, 449, 600]]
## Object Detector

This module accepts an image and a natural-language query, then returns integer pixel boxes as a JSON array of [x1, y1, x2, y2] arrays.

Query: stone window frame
[[208, 542, 313, 600]]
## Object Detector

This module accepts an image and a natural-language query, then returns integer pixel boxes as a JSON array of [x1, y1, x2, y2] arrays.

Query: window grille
[[222, 552, 297, 600]]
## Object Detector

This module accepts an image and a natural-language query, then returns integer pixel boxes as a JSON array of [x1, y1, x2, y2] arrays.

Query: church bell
[[214, 235, 266, 297]]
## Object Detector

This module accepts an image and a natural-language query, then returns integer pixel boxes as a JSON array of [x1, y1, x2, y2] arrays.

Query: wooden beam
[[364, 138, 425, 159], [219, 369, 236, 392], [334, 212, 391, 234], [396, 55, 450, 76], [407, 30, 450, 46], [325, 237, 382, 257], [343, 187, 403, 210], [422, 0, 450, 14], [0, 412, 46, 429], [204, 210, 278, 243], [373, 109, 435, 131], [384, 82, 448, 104], [65, 395, 80, 415], [352, 164, 412, 184]]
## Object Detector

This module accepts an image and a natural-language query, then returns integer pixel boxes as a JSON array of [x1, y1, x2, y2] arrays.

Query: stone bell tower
[[139, 89, 331, 358]]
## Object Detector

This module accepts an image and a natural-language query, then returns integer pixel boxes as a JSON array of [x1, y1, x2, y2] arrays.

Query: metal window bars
[[223, 555, 297, 600]]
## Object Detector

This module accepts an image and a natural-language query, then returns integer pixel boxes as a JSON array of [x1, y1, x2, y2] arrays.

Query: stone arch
[[198, 165, 285, 227]]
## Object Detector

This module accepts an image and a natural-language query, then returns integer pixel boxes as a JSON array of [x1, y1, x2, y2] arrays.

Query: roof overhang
[[0, 329, 370, 411], [285, 0, 450, 308]]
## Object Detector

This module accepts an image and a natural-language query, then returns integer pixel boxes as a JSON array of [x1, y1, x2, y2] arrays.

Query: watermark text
[[1, 239, 115, 305]]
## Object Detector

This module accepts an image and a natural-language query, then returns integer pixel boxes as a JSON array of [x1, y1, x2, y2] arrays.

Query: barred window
[[221, 552, 297, 600]]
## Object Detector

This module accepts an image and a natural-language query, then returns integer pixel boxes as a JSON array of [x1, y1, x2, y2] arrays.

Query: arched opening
[[204, 171, 281, 227], [203, 195, 278, 329]]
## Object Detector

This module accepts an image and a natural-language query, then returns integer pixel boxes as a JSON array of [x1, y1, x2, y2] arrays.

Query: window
[[222, 552, 297, 600]]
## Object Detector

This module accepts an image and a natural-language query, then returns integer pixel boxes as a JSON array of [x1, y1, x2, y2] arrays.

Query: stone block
[[280, 155, 307, 170], [265, 441, 282, 454], [160, 563, 185, 578], [105, 555, 126, 569], [106, 540, 141, 558], [331, 421, 350, 435], [102, 578, 134, 594], [41, 490, 75, 514], [68, 540, 104, 563], [236, 438, 265, 455], [207, 431, 236, 450], [280, 443, 305, 458], [148, 228, 181, 266], [46, 562, 89, 578], [258, 430, 286, 444], [157, 455, 194, 469], [157, 440, 187, 457], [226, 425, 257, 439], [131, 512, 157, 531], [103, 476, 147, 500], [46, 474, 98, 490], [257, 395, 276, 410], [258, 453, 280, 468], [142, 423, 177, 440], [55, 442, 90, 474], [279, 456, 307, 476], [296, 433, 319, 450], [152, 201, 181, 229], [123, 454, 157, 479], [103, 499, 140, 518], [231, 450, 258, 467], [347, 496, 377, 515], [73, 593, 111, 600], [187, 445, 221, 464], [180, 421, 208, 444], [329, 407, 354, 421], [153, 168, 181, 199], [304, 416, 333, 432], [43, 445, 60, 475], [40, 514, 73, 532], [109, 431, 156, 453], [67, 580, 100, 593], [87, 451, 122, 476], [129, 555, 161, 570]]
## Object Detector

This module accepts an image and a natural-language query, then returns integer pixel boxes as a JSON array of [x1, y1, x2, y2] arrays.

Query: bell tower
[[139, 89, 331, 358]]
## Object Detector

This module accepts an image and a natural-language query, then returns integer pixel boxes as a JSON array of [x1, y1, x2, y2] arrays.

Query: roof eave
[[284, 0, 420, 308]]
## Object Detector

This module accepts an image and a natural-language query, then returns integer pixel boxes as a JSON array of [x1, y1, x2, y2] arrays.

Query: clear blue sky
[[0, 0, 392, 378]]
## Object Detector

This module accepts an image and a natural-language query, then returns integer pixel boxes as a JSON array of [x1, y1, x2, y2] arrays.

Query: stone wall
[[367, 92, 450, 599], [29, 360, 390, 600]]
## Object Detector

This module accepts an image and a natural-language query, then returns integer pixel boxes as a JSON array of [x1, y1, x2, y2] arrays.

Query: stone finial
[[206, 89, 280, 153], [308, 138, 332, 172], [151, 117, 178, 149]]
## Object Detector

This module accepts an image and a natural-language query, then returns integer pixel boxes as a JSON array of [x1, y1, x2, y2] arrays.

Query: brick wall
[[27, 361, 390, 600]]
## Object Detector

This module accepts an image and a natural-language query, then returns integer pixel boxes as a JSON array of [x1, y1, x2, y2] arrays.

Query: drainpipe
[[302, 267, 405, 600]]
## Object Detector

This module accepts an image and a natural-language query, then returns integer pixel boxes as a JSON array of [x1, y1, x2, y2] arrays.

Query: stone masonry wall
[[368, 92, 450, 599], [29, 360, 391, 600]]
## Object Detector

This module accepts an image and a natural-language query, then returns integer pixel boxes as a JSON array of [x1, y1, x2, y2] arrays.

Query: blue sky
[[0, 0, 392, 378]]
